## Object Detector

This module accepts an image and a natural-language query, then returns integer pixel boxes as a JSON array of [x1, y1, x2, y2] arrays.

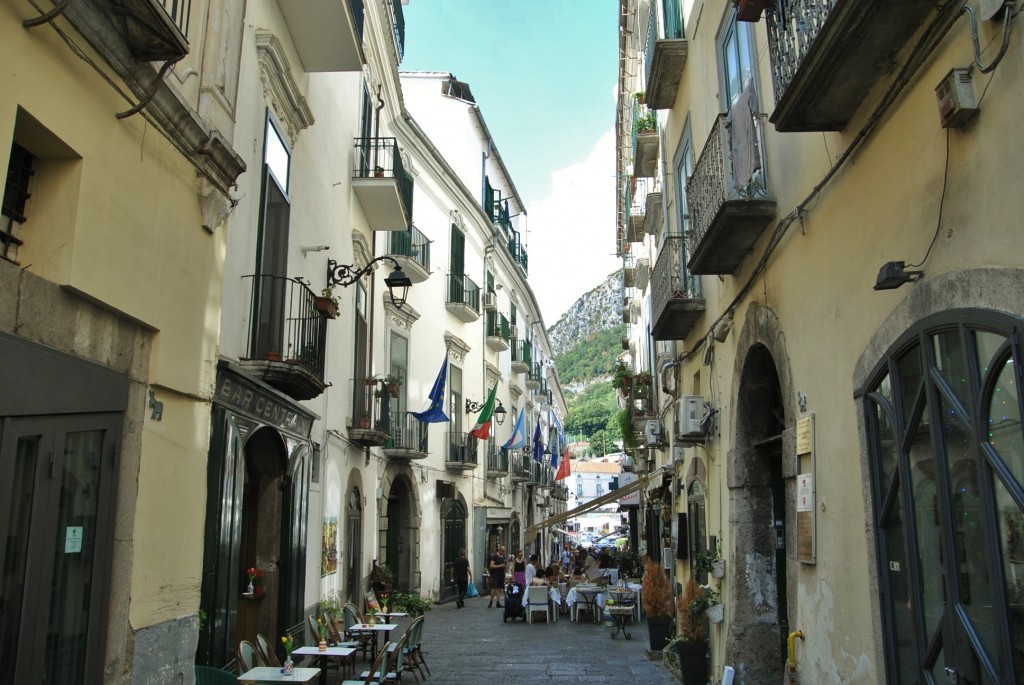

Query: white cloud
[[526, 128, 620, 326]]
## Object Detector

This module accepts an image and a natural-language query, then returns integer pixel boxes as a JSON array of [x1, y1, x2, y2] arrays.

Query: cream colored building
[[619, 0, 1024, 683], [1, 0, 245, 682]]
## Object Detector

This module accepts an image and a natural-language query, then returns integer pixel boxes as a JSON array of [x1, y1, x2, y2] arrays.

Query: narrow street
[[418, 598, 678, 684]]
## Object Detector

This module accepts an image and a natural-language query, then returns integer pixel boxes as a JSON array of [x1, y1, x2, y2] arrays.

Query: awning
[[525, 467, 666, 537]]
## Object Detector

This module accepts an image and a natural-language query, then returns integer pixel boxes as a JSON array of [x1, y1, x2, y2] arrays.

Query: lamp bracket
[[327, 256, 401, 288]]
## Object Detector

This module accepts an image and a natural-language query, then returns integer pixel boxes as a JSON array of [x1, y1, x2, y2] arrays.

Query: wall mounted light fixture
[[873, 261, 923, 291], [327, 256, 413, 307], [465, 398, 507, 425]]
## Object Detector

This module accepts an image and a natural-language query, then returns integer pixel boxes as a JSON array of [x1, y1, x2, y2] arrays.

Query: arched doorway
[[440, 498, 467, 601], [729, 341, 790, 682], [346, 486, 362, 606], [384, 475, 415, 592], [237, 427, 289, 645]]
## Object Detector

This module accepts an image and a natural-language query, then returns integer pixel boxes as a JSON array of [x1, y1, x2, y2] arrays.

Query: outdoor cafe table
[[351, 623, 398, 660], [237, 666, 320, 684], [522, 584, 563, 620], [377, 611, 409, 620], [566, 586, 604, 622], [292, 645, 355, 684]]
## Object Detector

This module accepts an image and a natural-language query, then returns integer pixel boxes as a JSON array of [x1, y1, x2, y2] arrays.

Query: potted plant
[[384, 373, 403, 396], [312, 287, 340, 319], [390, 591, 433, 617], [616, 408, 640, 451], [373, 165, 385, 178], [694, 545, 725, 579], [611, 360, 632, 396], [635, 109, 658, 134], [675, 577, 714, 685], [641, 556, 674, 653]]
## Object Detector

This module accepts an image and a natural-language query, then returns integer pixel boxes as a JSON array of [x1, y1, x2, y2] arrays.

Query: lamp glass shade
[[385, 267, 413, 307]]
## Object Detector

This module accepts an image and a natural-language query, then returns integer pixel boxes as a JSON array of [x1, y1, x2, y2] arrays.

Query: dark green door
[[441, 500, 466, 601]]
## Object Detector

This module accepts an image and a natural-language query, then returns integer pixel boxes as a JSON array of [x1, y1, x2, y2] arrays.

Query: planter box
[[313, 296, 339, 319]]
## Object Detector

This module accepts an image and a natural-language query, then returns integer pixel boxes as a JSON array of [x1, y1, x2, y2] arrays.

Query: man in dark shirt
[[451, 548, 472, 608], [488, 545, 507, 608]]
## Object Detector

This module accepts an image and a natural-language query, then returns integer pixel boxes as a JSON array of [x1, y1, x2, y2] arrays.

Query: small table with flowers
[[292, 645, 356, 683], [237, 666, 320, 683]]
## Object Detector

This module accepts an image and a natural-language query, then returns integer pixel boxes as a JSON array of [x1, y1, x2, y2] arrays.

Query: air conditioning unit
[[510, 325, 519, 339], [674, 396, 707, 440], [483, 292, 497, 310], [644, 419, 665, 447]]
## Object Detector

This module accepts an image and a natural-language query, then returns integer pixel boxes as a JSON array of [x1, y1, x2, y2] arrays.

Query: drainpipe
[[786, 630, 805, 683]]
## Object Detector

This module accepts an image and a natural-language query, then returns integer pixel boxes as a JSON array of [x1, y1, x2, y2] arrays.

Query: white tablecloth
[[521, 585, 561, 621], [565, 586, 605, 621]]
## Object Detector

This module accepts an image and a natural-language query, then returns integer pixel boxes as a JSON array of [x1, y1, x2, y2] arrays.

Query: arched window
[[862, 313, 1024, 684]]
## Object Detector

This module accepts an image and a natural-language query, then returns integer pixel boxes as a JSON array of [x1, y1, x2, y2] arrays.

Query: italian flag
[[468, 384, 499, 439]]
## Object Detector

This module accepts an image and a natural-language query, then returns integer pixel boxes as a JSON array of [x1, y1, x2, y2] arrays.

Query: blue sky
[[401, 0, 622, 325]]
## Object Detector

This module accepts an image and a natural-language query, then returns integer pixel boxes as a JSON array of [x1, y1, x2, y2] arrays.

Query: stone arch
[[379, 463, 421, 593], [726, 301, 797, 684]]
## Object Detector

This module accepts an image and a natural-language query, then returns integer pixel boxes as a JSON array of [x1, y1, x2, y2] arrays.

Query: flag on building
[[532, 418, 544, 464], [554, 446, 571, 480], [468, 384, 499, 439], [412, 355, 449, 423], [502, 408, 528, 450], [551, 409, 565, 452]]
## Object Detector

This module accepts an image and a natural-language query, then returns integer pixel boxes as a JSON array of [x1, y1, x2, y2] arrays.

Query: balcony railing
[[652, 234, 704, 340], [628, 374, 656, 430], [487, 446, 510, 478], [526, 362, 542, 390], [446, 432, 479, 471], [511, 339, 532, 374], [113, 0, 191, 61], [240, 274, 328, 400], [387, 225, 430, 283], [384, 414, 428, 460], [388, 0, 406, 62], [510, 450, 530, 482], [686, 113, 776, 275], [644, 0, 689, 110], [446, 273, 481, 322], [551, 483, 569, 501], [349, 379, 392, 447], [485, 311, 511, 351], [352, 137, 414, 231], [766, 0, 942, 131], [530, 461, 551, 489], [507, 230, 528, 274]]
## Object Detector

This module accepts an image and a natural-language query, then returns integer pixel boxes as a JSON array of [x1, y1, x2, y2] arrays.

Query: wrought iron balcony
[[652, 234, 704, 340], [623, 255, 636, 289], [632, 99, 660, 178], [766, 0, 942, 131], [349, 379, 392, 447], [384, 414, 428, 460], [510, 450, 531, 482], [486, 311, 510, 352], [388, 0, 406, 63], [686, 113, 776, 275], [530, 460, 551, 489], [446, 432, 479, 471], [386, 225, 430, 284], [352, 137, 414, 231], [551, 483, 569, 501], [278, 0, 365, 72], [83, 0, 191, 62], [644, 0, 689, 110], [238, 274, 328, 400], [511, 339, 532, 374], [487, 446, 510, 478], [627, 181, 646, 244], [507, 230, 529, 274], [628, 374, 657, 431], [446, 273, 481, 323], [526, 363, 542, 390]]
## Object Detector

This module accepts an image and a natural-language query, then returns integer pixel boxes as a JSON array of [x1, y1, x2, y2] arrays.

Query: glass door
[[0, 414, 120, 685]]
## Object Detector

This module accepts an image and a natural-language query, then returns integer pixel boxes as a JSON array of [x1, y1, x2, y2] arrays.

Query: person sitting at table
[[546, 564, 567, 584], [530, 565, 550, 586], [582, 551, 602, 582], [524, 554, 539, 587]]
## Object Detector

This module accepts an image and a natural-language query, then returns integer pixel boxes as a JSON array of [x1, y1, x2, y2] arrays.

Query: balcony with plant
[[485, 311, 510, 352], [352, 137, 414, 231], [652, 233, 704, 340], [510, 449, 531, 482], [766, 0, 944, 131], [446, 431, 479, 472], [349, 379, 392, 447], [632, 101, 659, 178], [239, 274, 329, 400], [686, 113, 776, 275], [386, 225, 431, 283], [643, 0, 689, 110], [445, 273, 481, 323]]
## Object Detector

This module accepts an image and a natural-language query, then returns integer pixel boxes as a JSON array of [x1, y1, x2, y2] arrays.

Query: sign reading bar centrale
[[216, 371, 314, 437]]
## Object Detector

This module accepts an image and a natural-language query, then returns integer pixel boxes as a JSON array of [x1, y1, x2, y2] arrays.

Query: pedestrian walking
[[451, 548, 472, 608], [488, 545, 507, 608]]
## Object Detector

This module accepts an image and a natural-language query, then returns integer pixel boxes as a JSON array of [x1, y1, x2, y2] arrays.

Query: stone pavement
[[415, 595, 679, 684]]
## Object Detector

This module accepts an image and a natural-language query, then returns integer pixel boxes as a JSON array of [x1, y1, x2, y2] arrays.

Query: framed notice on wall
[[797, 415, 816, 564]]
